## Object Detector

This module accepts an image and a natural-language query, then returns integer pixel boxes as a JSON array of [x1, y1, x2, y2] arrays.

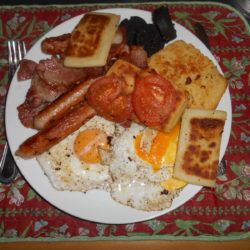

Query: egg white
[[109, 123, 178, 211], [37, 116, 116, 192], [37, 116, 179, 211]]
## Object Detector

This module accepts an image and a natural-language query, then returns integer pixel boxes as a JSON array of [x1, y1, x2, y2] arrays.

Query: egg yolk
[[134, 123, 181, 171], [134, 123, 187, 191], [74, 129, 109, 164], [161, 177, 187, 191]]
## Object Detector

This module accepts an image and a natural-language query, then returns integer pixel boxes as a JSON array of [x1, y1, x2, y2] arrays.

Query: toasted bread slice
[[160, 88, 188, 132], [107, 59, 141, 94], [148, 40, 228, 110], [64, 12, 120, 68], [107, 59, 188, 132], [173, 108, 227, 187]]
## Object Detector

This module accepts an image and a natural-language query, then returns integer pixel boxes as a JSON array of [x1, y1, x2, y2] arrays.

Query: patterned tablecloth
[[0, 1, 249, 242]]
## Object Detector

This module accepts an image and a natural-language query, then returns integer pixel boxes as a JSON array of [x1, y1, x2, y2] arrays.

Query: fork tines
[[7, 40, 27, 78]]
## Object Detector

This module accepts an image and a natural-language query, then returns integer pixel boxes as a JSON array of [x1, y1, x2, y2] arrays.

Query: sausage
[[33, 80, 93, 130], [16, 103, 96, 158]]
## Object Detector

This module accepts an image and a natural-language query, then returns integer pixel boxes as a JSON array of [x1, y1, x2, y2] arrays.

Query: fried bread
[[173, 108, 227, 187], [148, 40, 228, 109], [107, 59, 141, 94], [64, 12, 120, 68]]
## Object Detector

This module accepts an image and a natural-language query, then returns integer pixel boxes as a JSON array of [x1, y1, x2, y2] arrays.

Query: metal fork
[[0, 40, 27, 184]]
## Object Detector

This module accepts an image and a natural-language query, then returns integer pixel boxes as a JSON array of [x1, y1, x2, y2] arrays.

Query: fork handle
[[0, 143, 18, 184]]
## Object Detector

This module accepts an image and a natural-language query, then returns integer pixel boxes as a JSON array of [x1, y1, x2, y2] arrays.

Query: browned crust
[[182, 118, 225, 180], [66, 14, 110, 58], [148, 40, 228, 110], [173, 108, 227, 187]]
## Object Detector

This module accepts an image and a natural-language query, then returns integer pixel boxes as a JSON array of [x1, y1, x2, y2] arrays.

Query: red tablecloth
[[0, 2, 249, 242]]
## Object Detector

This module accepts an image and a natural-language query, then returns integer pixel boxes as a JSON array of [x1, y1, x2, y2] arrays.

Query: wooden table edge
[[0, 239, 249, 250]]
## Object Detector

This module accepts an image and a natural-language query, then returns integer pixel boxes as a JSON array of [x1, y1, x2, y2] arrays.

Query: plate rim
[[5, 7, 232, 224]]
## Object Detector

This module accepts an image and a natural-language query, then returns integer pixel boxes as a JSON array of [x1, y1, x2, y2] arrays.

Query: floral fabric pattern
[[0, 2, 249, 241]]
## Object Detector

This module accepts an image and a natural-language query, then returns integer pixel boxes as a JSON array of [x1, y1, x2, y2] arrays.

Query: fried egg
[[134, 124, 187, 192], [109, 122, 186, 211], [37, 114, 185, 211], [37, 116, 116, 192]]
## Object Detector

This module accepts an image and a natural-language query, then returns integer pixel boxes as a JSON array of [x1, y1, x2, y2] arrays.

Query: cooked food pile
[[15, 7, 228, 211]]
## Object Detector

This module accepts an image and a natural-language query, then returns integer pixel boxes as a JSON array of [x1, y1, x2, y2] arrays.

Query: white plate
[[5, 8, 232, 224]]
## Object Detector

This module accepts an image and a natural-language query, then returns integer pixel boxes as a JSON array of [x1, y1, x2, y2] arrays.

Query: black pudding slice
[[120, 16, 147, 45], [136, 24, 165, 56], [152, 6, 177, 43], [119, 13, 171, 56]]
